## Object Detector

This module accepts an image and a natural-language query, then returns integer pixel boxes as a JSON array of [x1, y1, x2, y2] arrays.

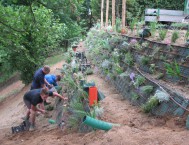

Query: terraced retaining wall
[[123, 36, 189, 83], [85, 30, 189, 128]]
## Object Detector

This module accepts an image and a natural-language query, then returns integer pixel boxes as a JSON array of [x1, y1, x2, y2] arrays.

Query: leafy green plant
[[156, 73, 164, 79], [85, 68, 93, 75], [150, 22, 157, 36], [67, 98, 87, 130], [140, 85, 154, 94], [185, 30, 189, 41], [134, 43, 142, 50], [131, 92, 140, 100], [142, 96, 159, 113], [134, 75, 145, 88], [150, 46, 161, 57], [136, 21, 145, 36], [141, 42, 149, 48], [159, 29, 167, 40], [149, 64, 156, 74], [112, 63, 123, 75], [164, 60, 181, 78], [171, 23, 188, 29], [0, 4, 67, 84], [116, 18, 121, 33], [129, 18, 137, 33], [159, 55, 167, 61], [141, 56, 150, 65], [124, 52, 134, 66], [171, 30, 179, 43]]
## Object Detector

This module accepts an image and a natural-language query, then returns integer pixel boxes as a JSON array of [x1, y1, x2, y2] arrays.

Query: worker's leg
[[29, 109, 36, 131], [23, 99, 31, 120]]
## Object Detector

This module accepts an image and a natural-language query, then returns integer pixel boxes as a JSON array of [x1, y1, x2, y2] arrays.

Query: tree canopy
[[0, 0, 185, 84]]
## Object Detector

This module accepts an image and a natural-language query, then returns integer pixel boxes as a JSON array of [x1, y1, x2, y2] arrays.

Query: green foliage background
[[0, 0, 185, 84]]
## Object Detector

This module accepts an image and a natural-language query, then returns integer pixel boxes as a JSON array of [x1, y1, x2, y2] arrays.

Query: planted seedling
[[140, 85, 154, 95], [142, 96, 159, 113], [171, 30, 179, 43], [131, 92, 140, 100], [164, 60, 181, 79], [124, 52, 134, 66], [156, 73, 164, 80], [141, 56, 150, 65], [159, 29, 167, 41], [149, 63, 156, 74], [133, 75, 146, 88]]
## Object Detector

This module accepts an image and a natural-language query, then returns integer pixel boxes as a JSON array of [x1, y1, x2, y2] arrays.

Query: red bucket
[[89, 87, 98, 106]]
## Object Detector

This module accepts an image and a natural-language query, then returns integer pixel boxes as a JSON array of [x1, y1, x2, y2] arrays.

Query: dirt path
[[1, 43, 189, 145]]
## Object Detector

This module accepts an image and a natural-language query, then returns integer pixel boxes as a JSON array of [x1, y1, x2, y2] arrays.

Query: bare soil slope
[[1, 43, 189, 145]]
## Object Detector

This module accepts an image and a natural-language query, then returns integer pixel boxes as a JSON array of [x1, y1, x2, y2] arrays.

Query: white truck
[[145, 0, 189, 23]]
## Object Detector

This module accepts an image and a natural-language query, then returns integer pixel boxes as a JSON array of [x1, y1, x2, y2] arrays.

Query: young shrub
[[150, 22, 157, 36], [85, 68, 93, 75], [124, 52, 134, 66], [142, 96, 159, 113], [185, 30, 189, 41], [159, 29, 167, 40], [141, 56, 150, 65], [131, 92, 140, 101], [116, 18, 121, 33], [149, 63, 156, 74], [134, 75, 146, 88], [164, 60, 181, 79], [140, 85, 154, 95], [129, 18, 137, 33], [171, 30, 179, 43]]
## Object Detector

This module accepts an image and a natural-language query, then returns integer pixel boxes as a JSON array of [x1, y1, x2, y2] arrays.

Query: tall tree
[[101, 0, 104, 28], [112, 0, 115, 27], [0, 3, 66, 84], [116, 0, 120, 18], [122, 0, 126, 28], [105, 0, 109, 27]]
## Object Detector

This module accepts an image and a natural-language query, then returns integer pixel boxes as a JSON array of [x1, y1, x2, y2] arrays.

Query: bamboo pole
[[101, 0, 104, 29], [112, 0, 115, 27], [105, 0, 109, 27], [122, 0, 126, 28]]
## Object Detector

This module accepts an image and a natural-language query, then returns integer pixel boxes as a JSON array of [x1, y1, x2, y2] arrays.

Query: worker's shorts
[[23, 99, 31, 109]]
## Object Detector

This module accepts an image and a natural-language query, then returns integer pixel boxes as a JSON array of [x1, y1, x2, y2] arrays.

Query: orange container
[[89, 87, 98, 106]]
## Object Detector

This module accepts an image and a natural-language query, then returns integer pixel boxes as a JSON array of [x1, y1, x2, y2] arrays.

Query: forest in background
[[0, 0, 184, 84]]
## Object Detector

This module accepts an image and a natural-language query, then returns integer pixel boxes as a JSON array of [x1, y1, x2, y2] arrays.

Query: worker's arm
[[31, 105, 45, 114], [44, 78, 53, 88], [39, 103, 45, 110], [52, 92, 67, 100]]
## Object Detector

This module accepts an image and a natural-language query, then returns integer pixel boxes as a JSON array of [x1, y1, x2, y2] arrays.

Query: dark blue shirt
[[31, 68, 45, 90], [45, 74, 57, 86]]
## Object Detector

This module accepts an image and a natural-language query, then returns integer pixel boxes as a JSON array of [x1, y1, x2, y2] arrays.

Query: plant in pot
[[72, 45, 78, 52], [121, 27, 127, 35], [71, 41, 79, 52]]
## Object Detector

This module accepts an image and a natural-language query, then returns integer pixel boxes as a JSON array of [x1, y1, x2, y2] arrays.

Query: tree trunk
[[116, 0, 120, 18], [101, 0, 104, 28], [105, 0, 109, 27], [122, 0, 126, 28], [112, 0, 115, 27]]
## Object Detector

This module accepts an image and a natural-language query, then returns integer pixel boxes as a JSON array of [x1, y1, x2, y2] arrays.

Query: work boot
[[21, 116, 29, 121], [29, 124, 36, 131]]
